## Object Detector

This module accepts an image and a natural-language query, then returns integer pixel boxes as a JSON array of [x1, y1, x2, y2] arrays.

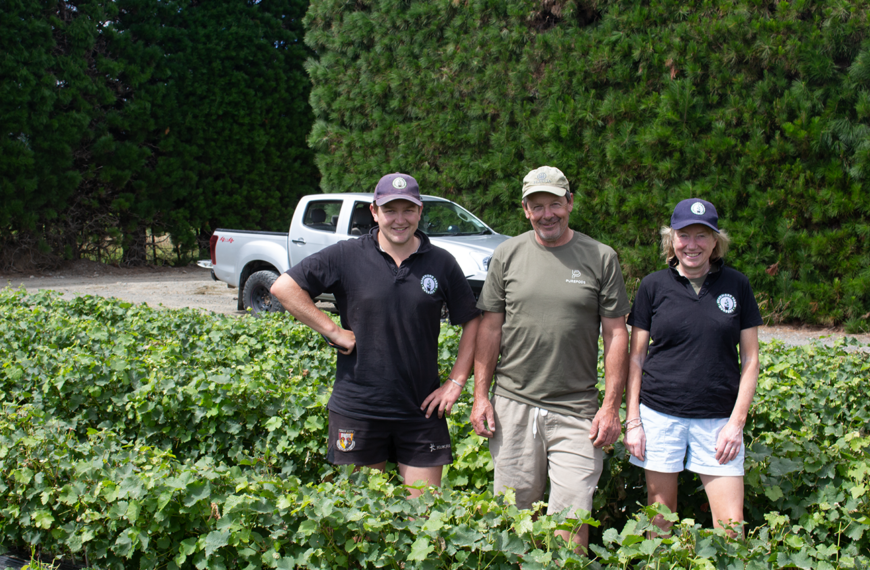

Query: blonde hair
[[660, 226, 730, 265]]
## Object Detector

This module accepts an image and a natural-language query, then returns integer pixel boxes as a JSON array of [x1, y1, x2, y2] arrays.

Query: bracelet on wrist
[[449, 378, 465, 388], [626, 423, 644, 433], [623, 417, 642, 428]]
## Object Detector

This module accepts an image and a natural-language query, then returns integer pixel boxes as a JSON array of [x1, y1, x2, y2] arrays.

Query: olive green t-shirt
[[477, 231, 630, 419]]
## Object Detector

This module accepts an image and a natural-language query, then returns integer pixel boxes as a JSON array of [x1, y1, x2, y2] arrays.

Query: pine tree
[[0, 0, 118, 265], [305, 0, 870, 328], [1, 0, 317, 267], [107, 0, 318, 263]]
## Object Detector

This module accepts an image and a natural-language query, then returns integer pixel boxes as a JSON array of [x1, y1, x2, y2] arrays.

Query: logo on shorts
[[429, 443, 451, 452], [691, 202, 706, 215], [337, 430, 356, 452], [717, 293, 737, 314], [392, 177, 407, 189], [421, 274, 438, 295]]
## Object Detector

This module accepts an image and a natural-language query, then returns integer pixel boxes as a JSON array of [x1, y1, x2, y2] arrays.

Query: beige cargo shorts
[[490, 394, 603, 518]]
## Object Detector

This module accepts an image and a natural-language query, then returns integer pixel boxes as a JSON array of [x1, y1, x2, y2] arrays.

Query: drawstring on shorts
[[531, 407, 548, 438]]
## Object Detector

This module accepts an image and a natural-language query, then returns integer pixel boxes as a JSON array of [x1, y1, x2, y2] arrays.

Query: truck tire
[[243, 270, 285, 316]]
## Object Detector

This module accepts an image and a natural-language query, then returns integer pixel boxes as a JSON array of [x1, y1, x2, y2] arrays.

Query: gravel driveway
[[2, 262, 242, 316], [2, 260, 868, 347]]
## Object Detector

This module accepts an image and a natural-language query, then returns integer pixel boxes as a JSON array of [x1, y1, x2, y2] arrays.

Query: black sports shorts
[[326, 409, 453, 467]]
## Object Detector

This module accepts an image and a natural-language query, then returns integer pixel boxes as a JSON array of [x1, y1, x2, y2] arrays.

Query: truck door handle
[[291, 238, 306, 245]]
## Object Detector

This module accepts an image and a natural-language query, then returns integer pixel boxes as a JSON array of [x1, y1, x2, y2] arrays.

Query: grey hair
[[660, 225, 731, 264]]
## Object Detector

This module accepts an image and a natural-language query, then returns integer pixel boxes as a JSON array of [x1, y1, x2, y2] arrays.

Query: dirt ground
[[1, 259, 243, 316], [2, 259, 869, 347]]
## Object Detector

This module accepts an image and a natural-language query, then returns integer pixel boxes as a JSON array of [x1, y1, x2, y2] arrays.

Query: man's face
[[370, 199, 422, 247], [522, 192, 574, 247]]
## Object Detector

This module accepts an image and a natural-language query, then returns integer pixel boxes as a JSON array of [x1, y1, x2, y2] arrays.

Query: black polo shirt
[[286, 229, 480, 421], [627, 259, 763, 418]]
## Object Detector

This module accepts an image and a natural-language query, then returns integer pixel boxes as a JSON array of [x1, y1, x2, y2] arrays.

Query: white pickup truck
[[198, 193, 510, 314]]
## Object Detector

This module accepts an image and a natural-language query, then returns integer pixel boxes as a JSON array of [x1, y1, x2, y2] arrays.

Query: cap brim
[[375, 195, 423, 207], [672, 220, 720, 233], [522, 185, 568, 198]]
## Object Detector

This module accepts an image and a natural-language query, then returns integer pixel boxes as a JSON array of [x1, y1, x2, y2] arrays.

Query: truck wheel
[[243, 270, 285, 316]]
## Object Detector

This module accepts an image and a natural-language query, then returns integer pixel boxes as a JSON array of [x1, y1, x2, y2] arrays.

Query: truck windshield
[[421, 201, 491, 236]]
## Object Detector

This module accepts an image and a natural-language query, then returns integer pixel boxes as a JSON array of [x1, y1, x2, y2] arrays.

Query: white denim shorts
[[628, 403, 744, 476]]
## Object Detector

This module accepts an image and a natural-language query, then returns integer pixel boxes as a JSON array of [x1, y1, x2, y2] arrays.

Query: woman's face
[[674, 224, 716, 275]]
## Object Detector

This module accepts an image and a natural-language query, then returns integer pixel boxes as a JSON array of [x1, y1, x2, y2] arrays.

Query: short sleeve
[[627, 276, 653, 330], [738, 276, 764, 330], [285, 243, 343, 297], [598, 249, 631, 318], [443, 255, 481, 326], [476, 245, 507, 313]]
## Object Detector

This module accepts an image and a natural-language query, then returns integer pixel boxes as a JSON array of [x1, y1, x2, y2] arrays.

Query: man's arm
[[421, 315, 481, 419], [588, 315, 629, 447], [470, 311, 504, 437], [270, 273, 356, 355]]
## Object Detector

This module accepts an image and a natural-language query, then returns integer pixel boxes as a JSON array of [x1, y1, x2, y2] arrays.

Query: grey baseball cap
[[373, 173, 422, 206], [522, 166, 570, 199]]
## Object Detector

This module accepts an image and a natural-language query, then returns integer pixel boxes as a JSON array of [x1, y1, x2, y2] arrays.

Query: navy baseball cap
[[373, 173, 422, 206], [671, 199, 719, 233]]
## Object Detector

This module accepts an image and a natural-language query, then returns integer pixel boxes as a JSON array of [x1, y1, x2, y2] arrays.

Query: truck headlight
[[483, 256, 491, 271]]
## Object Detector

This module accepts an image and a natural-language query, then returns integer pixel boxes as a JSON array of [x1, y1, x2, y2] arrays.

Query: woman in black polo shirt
[[624, 198, 762, 536]]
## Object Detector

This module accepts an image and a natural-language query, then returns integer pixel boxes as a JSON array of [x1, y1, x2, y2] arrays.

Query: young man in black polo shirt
[[270, 173, 480, 497]]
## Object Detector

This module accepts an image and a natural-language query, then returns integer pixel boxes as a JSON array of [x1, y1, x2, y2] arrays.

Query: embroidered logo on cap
[[337, 430, 356, 451], [421, 275, 438, 295], [691, 202, 706, 215], [392, 177, 407, 189], [717, 293, 737, 314], [536, 172, 548, 182]]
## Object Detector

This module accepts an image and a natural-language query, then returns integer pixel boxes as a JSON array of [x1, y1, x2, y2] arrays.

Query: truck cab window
[[349, 202, 375, 236], [420, 200, 489, 236], [303, 201, 342, 232]]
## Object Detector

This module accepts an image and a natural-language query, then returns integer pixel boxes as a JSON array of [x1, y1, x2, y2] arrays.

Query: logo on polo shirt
[[392, 177, 407, 189], [566, 269, 586, 285], [421, 274, 438, 294], [691, 202, 706, 215], [337, 430, 356, 452], [717, 293, 737, 314]]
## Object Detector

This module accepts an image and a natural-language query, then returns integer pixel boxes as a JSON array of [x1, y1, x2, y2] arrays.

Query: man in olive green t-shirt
[[471, 166, 630, 550]]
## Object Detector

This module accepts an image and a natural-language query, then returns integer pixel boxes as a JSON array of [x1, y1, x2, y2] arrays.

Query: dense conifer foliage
[[1, 0, 316, 267], [305, 0, 870, 328]]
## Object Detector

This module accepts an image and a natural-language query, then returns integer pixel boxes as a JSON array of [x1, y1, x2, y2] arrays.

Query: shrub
[[0, 289, 868, 568], [304, 0, 870, 328]]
